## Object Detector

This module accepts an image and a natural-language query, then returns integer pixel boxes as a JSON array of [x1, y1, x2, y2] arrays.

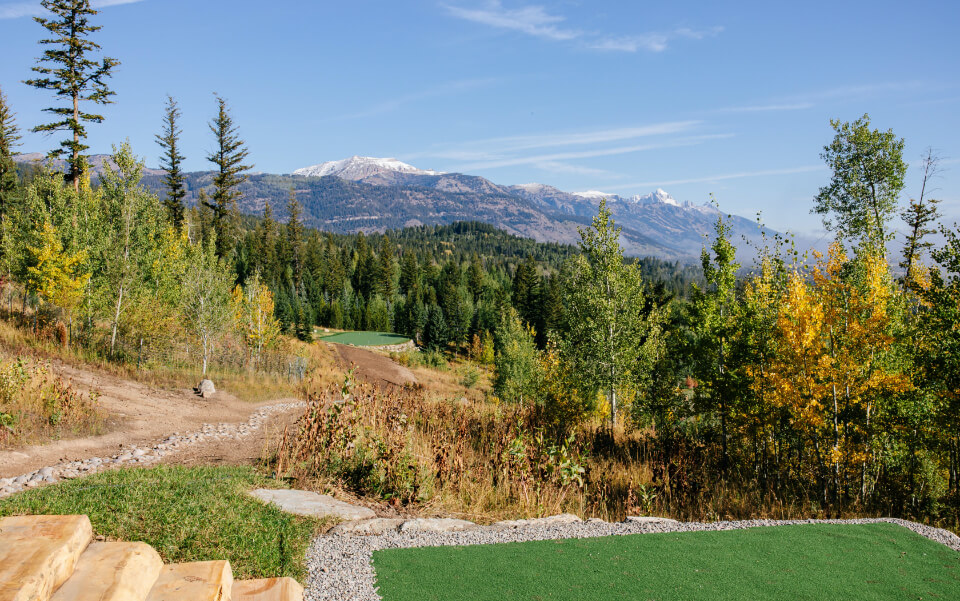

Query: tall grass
[[0, 354, 104, 448]]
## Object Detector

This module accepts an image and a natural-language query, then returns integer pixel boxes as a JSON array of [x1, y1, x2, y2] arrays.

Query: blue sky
[[1, 0, 958, 237]]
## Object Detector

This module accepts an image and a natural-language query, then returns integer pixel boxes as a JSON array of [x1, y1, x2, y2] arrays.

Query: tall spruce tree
[[156, 95, 186, 227], [285, 188, 303, 285], [205, 94, 251, 259], [0, 86, 21, 222], [901, 148, 942, 289], [24, 0, 118, 192]]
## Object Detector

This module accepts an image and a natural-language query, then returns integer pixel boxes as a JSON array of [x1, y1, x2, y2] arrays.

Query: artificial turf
[[372, 523, 960, 601], [317, 331, 411, 347]]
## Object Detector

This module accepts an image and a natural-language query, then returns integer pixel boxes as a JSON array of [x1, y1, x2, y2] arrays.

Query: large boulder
[[493, 513, 582, 528], [196, 379, 215, 398]]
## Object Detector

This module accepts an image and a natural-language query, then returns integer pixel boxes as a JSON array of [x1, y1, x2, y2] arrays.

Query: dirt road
[[0, 360, 301, 478]]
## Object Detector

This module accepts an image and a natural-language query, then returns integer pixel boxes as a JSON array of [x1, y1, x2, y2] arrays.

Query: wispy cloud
[[530, 161, 620, 177], [329, 78, 499, 121], [715, 103, 814, 113], [458, 121, 700, 153], [441, 0, 579, 41], [0, 0, 144, 19], [406, 120, 701, 162], [603, 165, 825, 189], [454, 134, 733, 171], [442, 1, 720, 53], [591, 26, 723, 53]]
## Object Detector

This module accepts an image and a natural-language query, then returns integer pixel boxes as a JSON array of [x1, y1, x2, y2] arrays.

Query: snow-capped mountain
[[292, 156, 443, 179]]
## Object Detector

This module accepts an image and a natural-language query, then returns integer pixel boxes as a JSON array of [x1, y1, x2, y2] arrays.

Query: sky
[[1, 0, 958, 238]]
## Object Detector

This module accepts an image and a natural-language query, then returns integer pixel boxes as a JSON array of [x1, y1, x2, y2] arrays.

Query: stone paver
[[249, 490, 376, 521]]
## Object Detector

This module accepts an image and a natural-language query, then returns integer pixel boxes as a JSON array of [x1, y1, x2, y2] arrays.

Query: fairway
[[316, 331, 411, 346], [372, 523, 960, 601]]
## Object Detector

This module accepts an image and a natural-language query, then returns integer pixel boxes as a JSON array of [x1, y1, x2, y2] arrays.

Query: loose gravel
[[304, 516, 960, 601], [0, 401, 306, 499]]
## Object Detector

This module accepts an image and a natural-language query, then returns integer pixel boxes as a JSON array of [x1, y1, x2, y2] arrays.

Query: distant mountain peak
[[573, 190, 614, 200], [292, 156, 443, 179]]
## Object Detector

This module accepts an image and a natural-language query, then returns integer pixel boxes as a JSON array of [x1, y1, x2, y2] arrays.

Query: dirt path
[[330, 343, 417, 388], [0, 360, 301, 478]]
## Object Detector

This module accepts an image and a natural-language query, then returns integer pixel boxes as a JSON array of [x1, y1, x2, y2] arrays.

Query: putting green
[[317, 331, 411, 347], [372, 523, 960, 600]]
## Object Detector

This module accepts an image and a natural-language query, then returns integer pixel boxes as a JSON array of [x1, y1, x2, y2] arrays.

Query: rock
[[248, 489, 376, 521], [39, 467, 55, 477], [493, 513, 582, 528], [398, 518, 476, 533], [0, 478, 12, 487], [328, 518, 406, 536], [196, 379, 216, 398], [625, 516, 679, 524], [587, 518, 607, 524]]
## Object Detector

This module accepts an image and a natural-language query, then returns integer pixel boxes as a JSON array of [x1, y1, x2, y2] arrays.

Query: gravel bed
[[304, 516, 960, 601], [0, 401, 306, 499]]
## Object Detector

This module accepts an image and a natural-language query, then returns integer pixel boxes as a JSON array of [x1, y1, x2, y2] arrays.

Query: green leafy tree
[[204, 95, 251, 259], [156, 95, 186, 227], [493, 307, 541, 406], [97, 142, 164, 354], [812, 114, 907, 247], [182, 237, 232, 376], [562, 199, 663, 424], [24, 0, 119, 192], [688, 211, 742, 468]]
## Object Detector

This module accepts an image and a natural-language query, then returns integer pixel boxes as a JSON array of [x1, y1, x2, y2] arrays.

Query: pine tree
[[204, 94, 251, 259], [378, 235, 395, 297], [285, 188, 303, 285], [156, 95, 186, 227], [0, 87, 21, 263], [255, 201, 277, 276], [901, 148, 942, 289], [24, 0, 119, 192]]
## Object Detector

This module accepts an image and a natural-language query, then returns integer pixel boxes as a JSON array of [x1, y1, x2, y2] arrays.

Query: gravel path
[[0, 401, 305, 498], [304, 516, 960, 601]]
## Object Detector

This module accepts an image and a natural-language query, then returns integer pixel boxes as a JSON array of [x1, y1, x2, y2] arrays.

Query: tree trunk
[[110, 283, 124, 355]]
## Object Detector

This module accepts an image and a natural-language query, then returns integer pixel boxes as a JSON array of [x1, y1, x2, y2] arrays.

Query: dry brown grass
[[0, 353, 105, 449]]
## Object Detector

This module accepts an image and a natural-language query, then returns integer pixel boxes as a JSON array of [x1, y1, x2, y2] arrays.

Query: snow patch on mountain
[[293, 156, 443, 179], [573, 190, 615, 200]]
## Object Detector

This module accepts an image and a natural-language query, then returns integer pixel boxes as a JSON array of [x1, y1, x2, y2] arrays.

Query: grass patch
[[372, 523, 960, 600], [318, 331, 411, 347], [0, 465, 322, 581]]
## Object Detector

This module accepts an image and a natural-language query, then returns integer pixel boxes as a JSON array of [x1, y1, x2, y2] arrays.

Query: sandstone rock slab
[[233, 577, 304, 601], [625, 516, 679, 524], [494, 513, 582, 528], [146, 560, 232, 601], [249, 489, 376, 521], [51, 542, 163, 601], [328, 518, 405, 536], [398, 518, 476, 533], [0, 514, 93, 601]]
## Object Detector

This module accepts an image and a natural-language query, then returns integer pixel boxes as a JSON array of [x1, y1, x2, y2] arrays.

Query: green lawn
[[0, 465, 322, 581], [372, 523, 960, 601], [317, 331, 411, 347]]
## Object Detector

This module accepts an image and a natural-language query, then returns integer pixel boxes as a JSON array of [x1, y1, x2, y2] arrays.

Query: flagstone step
[[51, 541, 163, 601], [233, 578, 304, 601], [145, 561, 234, 601], [0, 514, 93, 601]]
